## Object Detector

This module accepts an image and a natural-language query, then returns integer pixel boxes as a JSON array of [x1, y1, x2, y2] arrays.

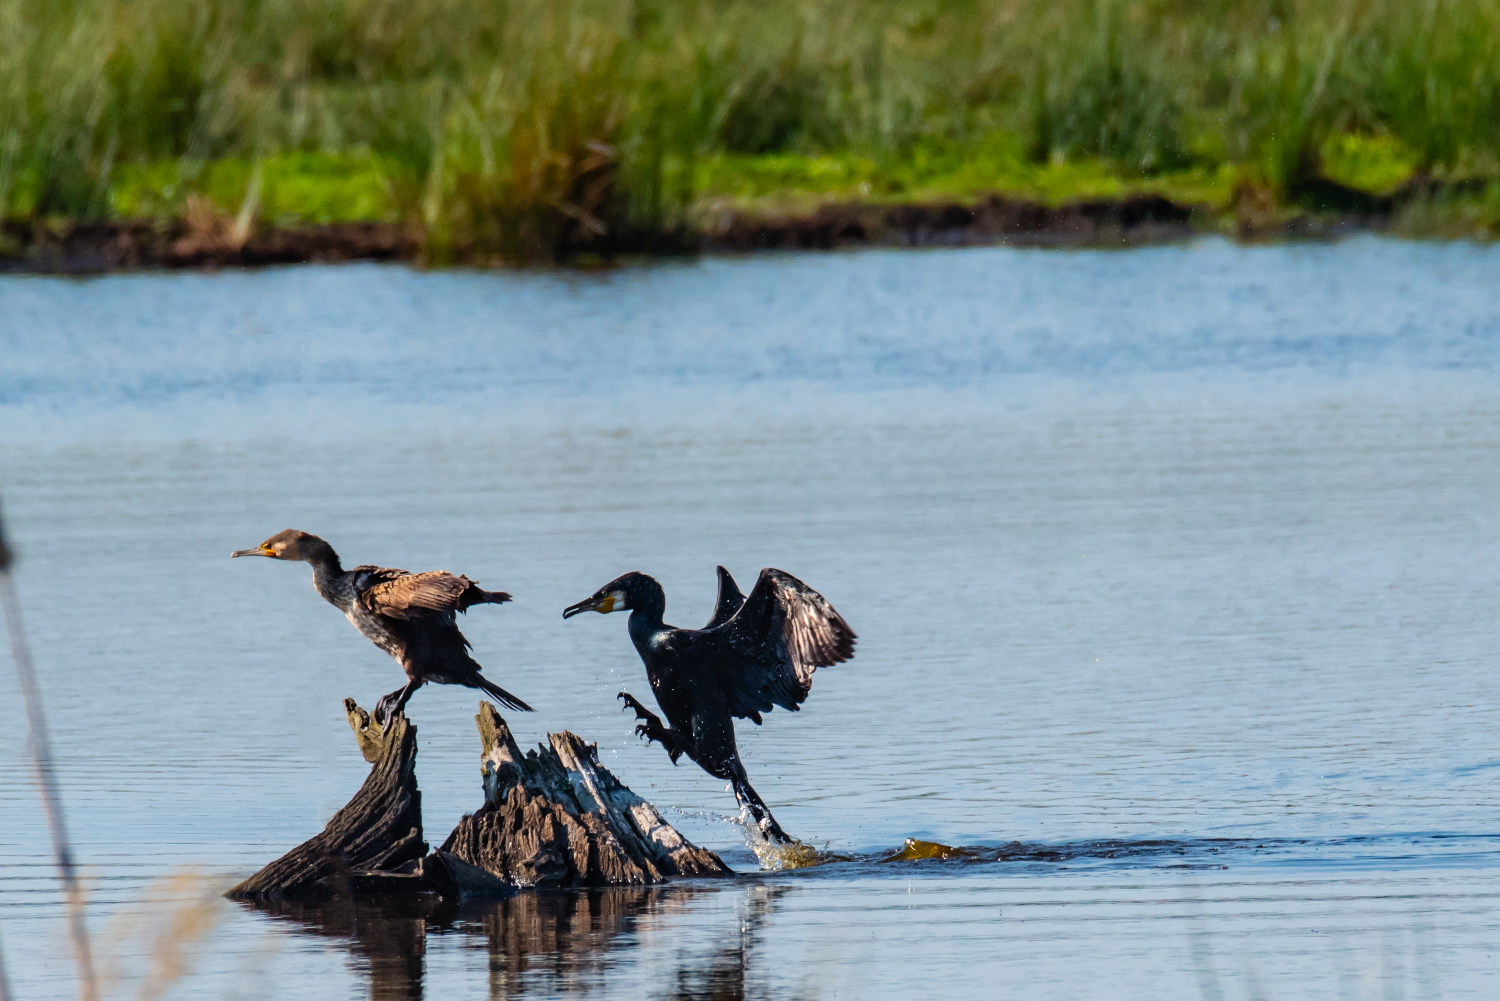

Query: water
[[1, 236, 1498, 999]]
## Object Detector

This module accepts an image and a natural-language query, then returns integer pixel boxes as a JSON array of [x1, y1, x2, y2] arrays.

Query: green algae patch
[[882, 839, 987, 862]]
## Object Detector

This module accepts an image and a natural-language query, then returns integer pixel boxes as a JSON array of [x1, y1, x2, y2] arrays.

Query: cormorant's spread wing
[[704, 565, 746, 629], [362, 570, 479, 619], [715, 568, 856, 718]]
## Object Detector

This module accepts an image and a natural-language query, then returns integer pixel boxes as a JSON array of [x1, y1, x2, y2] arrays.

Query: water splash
[[734, 810, 829, 871]]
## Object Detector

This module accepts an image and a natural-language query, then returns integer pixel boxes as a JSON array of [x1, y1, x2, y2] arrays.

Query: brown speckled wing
[[362, 570, 473, 619]]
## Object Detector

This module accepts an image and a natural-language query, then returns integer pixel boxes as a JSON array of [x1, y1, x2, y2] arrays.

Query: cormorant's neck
[[626, 590, 667, 640], [301, 540, 344, 585]]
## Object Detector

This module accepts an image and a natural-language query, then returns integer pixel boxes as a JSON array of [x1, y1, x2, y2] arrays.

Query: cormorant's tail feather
[[457, 585, 512, 612], [471, 674, 534, 712]]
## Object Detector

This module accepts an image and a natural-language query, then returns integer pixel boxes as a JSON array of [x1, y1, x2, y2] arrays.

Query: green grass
[[106, 153, 397, 224], [1318, 134, 1419, 196], [694, 136, 1239, 212], [1394, 180, 1500, 239], [3, 0, 1500, 259]]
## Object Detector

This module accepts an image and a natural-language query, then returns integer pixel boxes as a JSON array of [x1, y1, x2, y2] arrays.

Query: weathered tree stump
[[228, 699, 727, 902], [440, 703, 731, 886], [227, 700, 509, 901], [228, 700, 428, 901]]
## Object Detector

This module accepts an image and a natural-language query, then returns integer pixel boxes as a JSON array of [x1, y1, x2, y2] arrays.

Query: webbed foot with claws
[[374, 679, 421, 727], [372, 691, 408, 728], [618, 691, 693, 764], [373, 697, 397, 728]]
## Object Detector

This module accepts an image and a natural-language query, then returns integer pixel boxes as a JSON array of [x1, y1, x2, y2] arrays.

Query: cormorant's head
[[231, 529, 326, 562], [562, 571, 660, 619]]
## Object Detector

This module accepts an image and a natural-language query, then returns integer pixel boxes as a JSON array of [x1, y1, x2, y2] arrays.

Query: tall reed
[[1, 501, 98, 1001], [2, 0, 1499, 254]]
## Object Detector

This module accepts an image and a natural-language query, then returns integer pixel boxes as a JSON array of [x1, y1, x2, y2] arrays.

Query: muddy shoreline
[[0, 191, 1395, 273]]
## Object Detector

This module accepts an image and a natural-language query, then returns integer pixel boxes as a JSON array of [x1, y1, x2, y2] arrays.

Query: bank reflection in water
[[244, 882, 786, 1000]]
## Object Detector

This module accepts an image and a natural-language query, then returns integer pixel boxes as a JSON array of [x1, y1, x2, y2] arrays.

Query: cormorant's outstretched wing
[[361, 570, 504, 619], [704, 565, 746, 629], [713, 568, 856, 719]]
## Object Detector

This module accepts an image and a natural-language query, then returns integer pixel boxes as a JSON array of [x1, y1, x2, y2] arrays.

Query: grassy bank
[[3, 0, 1500, 265]]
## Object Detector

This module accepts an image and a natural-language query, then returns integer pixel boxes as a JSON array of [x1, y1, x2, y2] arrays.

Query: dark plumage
[[564, 565, 855, 843], [232, 529, 533, 722]]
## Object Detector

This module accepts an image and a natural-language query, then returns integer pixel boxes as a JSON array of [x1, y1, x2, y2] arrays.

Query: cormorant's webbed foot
[[618, 692, 693, 765], [756, 813, 793, 845], [373, 680, 418, 727], [372, 695, 398, 727]]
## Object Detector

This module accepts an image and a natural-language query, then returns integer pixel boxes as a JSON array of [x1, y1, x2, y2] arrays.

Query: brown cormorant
[[563, 565, 855, 843], [232, 530, 533, 722]]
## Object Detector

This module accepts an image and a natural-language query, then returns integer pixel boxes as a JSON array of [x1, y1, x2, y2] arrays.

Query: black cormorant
[[232, 530, 534, 722], [563, 565, 855, 843]]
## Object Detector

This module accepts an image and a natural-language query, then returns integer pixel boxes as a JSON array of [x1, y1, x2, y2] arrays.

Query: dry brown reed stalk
[[170, 192, 253, 258], [0, 920, 13, 1001], [0, 501, 98, 1001], [93, 871, 227, 1001], [0, 502, 242, 1001]]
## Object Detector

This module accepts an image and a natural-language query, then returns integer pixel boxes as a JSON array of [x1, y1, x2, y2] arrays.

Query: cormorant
[[232, 530, 533, 722], [563, 565, 855, 843]]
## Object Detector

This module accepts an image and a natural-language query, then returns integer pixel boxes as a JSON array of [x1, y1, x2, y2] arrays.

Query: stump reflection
[[483, 887, 698, 997], [241, 883, 785, 999], [249, 893, 438, 1001]]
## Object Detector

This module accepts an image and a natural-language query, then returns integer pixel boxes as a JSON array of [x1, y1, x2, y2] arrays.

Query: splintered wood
[[441, 703, 730, 886]]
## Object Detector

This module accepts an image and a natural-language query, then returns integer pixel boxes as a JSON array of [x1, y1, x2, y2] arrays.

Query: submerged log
[[228, 699, 727, 901], [441, 703, 732, 887]]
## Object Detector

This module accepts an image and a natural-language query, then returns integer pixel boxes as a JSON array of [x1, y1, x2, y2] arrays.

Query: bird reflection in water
[[241, 883, 788, 1000]]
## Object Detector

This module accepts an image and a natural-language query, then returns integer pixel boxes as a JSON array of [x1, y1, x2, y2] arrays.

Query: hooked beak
[[231, 545, 273, 559], [563, 594, 615, 619]]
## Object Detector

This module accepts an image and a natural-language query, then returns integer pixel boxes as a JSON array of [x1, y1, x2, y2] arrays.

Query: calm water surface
[[1, 237, 1498, 998]]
